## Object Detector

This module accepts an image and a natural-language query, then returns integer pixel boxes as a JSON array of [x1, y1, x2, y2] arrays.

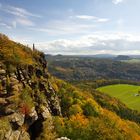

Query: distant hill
[[92, 54, 116, 58], [115, 55, 131, 60], [46, 54, 116, 59], [46, 55, 140, 81]]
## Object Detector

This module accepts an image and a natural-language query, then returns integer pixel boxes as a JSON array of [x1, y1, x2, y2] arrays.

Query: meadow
[[97, 84, 140, 112], [122, 58, 140, 63]]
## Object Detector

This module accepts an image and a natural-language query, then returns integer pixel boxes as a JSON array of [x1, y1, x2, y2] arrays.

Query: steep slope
[[73, 81, 140, 123], [0, 34, 140, 140], [0, 34, 61, 140], [52, 79, 140, 140]]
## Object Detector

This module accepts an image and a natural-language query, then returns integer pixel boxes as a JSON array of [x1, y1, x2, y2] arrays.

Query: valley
[[46, 55, 140, 81], [46, 55, 140, 113]]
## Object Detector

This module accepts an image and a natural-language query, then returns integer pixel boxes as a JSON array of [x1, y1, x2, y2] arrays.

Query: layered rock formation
[[0, 52, 62, 140]]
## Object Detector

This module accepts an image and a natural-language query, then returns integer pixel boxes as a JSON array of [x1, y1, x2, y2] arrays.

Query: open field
[[122, 59, 140, 63], [97, 84, 140, 112]]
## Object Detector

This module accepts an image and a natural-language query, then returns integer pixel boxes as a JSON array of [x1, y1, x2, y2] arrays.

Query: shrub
[[69, 104, 83, 116], [36, 119, 57, 140], [54, 114, 90, 140], [6, 75, 12, 94], [83, 99, 101, 117], [0, 118, 11, 140], [19, 103, 30, 115], [19, 86, 34, 114]]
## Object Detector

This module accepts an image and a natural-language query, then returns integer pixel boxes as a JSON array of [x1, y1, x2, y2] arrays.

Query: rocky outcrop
[[5, 129, 30, 140], [8, 112, 25, 127], [40, 105, 52, 120], [0, 54, 62, 140]]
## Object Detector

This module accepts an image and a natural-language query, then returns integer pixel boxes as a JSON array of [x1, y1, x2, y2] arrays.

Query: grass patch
[[97, 84, 140, 112]]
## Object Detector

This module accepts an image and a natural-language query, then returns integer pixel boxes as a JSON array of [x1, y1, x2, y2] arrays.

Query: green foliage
[[73, 79, 140, 89], [69, 104, 83, 116], [53, 78, 140, 139], [74, 81, 140, 123], [54, 114, 91, 140], [54, 111, 140, 140], [19, 86, 34, 114], [47, 55, 140, 81], [0, 34, 45, 70], [83, 99, 101, 117], [0, 118, 11, 140], [36, 119, 57, 140], [1, 34, 140, 139], [38, 92, 47, 103], [6, 75, 12, 94]]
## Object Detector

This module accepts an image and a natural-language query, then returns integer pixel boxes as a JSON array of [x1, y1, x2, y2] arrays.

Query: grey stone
[[5, 108, 15, 115], [8, 113, 25, 127], [4, 128, 12, 140], [10, 77, 19, 85], [40, 105, 52, 120], [19, 131, 30, 140], [0, 69, 6, 75], [9, 130, 20, 140], [28, 107, 38, 122]]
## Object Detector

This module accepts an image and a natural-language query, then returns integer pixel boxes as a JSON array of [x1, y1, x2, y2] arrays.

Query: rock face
[[8, 112, 25, 127], [0, 53, 62, 140]]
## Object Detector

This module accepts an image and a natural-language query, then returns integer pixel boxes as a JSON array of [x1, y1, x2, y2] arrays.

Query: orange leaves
[[102, 109, 140, 139], [69, 114, 89, 128], [19, 103, 30, 115]]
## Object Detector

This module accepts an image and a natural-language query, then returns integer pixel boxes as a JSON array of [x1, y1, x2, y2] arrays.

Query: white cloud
[[112, 0, 124, 4], [2, 5, 41, 18], [0, 4, 41, 28], [29, 15, 109, 36], [72, 15, 109, 23], [16, 18, 34, 26], [97, 18, 109, 23], [0, 18, 33, 29], [29, 19, 96, 35], [75, 15, 97, 20], [0, 22, 12, 29], [34, 32, 140, 55]]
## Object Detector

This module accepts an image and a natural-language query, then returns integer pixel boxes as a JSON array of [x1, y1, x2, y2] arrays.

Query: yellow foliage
[[102, 109, 140, 140], [69, 114, 89, 128]]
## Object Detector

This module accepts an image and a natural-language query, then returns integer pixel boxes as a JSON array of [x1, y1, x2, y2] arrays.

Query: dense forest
[[46, 55, 140, 81]]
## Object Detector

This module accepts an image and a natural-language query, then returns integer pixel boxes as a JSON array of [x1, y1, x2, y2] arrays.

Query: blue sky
[[1, 0, 140, 55]]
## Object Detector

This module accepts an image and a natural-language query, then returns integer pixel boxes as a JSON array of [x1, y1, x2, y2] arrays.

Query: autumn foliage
[[53, 78, 140, 140]]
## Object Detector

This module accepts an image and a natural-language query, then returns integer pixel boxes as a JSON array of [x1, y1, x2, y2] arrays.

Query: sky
[[0, 0, 140, 55]]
